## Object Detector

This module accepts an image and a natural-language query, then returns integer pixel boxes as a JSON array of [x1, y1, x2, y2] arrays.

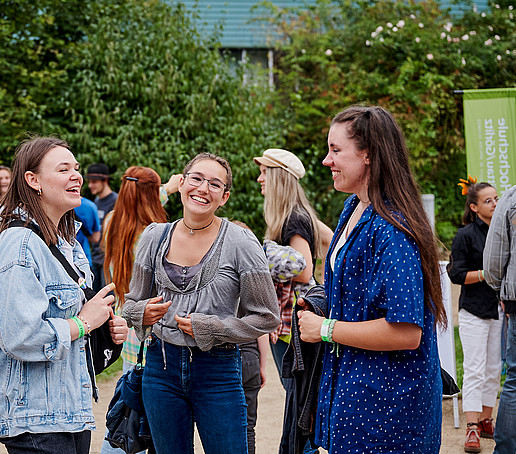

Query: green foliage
[[0, 0, 286, 235], [259, 0, 516, 245]]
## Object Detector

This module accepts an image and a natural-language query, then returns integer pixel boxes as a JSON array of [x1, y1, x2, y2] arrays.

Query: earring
[[37, 188, 42, 196]]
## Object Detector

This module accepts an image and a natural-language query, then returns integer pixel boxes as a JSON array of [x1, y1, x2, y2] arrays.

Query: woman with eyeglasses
[[122, 152, 280, 454], [447, 181, 503, 453]]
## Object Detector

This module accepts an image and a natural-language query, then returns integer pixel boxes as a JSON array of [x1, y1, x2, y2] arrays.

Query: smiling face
[[25, 146, 82, 225], [0, 168, 11, 195], [179, 158, 230, 218], [257, 164, 267, 195], [323, 122, 370, 199]]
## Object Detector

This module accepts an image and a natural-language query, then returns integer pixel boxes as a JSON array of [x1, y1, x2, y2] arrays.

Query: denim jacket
[[0, 224, 96, 438]]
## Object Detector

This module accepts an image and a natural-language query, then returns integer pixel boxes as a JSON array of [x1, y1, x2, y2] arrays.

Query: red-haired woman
[[100, 166, 179, 454], [103, 166, 180, 372]]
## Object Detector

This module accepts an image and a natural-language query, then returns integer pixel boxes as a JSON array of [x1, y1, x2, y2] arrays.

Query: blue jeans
[[142, 337, 247, 454], [1, 431, 90, 454], [494, 313, 516, 454]]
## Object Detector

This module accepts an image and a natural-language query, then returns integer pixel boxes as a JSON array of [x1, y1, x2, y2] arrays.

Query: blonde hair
[[263, 167, 322, 258]]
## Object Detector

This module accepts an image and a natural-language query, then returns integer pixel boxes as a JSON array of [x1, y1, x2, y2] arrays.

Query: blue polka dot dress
[[315, 196, 442, 453]]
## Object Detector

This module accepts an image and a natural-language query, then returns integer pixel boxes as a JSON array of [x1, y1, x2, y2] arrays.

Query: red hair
[[103, 166, 167, 305]]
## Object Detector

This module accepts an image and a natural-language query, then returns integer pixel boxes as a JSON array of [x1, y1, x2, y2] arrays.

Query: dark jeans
[[494, 313, 516, 454], [241, 346, 262, 454], [142, 337, 248, 454], [2, 431, 91, 454]]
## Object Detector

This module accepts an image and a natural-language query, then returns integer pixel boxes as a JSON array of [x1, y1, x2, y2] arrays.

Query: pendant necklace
[[183, 219, 214, 235]]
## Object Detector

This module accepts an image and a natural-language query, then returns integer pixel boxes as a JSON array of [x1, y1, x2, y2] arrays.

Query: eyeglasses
[[184, 173, 227, 193], [481, 197, 499, 206]]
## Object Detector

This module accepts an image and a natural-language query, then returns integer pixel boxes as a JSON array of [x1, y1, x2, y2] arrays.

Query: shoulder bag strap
[[136, 223, 172, 364]]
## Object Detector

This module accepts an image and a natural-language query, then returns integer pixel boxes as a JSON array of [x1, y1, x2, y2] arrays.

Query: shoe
[[478, 418, 494, 439], [464, 423, 481, 453]]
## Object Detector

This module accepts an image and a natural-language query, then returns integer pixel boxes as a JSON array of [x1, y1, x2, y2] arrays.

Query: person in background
[[447, 180, 502, 453], [86, 163, 118, 292], [122, 153, 279, 453], [0, 137, 127, 454], [484, 185, 516, 454], [0, 165, 12, 197], [298, 105, 447, 454], [100, 166, 180, 454], [253, 148, 332, 389], [74, 196, 101, 266]]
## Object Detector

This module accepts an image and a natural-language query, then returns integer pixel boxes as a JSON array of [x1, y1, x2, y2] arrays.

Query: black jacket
[[280, 285, 327, 454]]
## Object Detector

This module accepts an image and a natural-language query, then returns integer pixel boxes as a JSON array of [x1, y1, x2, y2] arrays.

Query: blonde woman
[[254, 148, 332, 387]]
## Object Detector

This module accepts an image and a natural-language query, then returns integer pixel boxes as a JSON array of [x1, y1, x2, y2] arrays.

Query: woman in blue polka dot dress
[[298, 105, 447, 453]]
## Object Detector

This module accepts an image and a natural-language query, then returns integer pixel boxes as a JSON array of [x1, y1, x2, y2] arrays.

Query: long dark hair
[[331, 105, 446, 328], [462, 182, 494, 225], [0, 136, 76, 245]]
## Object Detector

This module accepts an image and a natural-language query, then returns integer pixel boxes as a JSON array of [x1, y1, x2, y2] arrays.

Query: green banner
[[463, 88, 516, 195]]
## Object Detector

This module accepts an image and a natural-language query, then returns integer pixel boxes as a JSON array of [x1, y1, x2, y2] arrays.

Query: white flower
[[447, 35, 452, 42], [444, 22, 452, 32], [441, 32, 446, 39], [495, 4, 500, 7], [470, 30, 476, 35], [380, 37, 385, 42], [366, 40, 371, 46], [387, 22, 393, 28], [376, 26, 384, 33], [325, 49, 333, 56], [462, 57, 466, 65], [495, 35, 501, 40], [393, 26, 398, 32], [488, 25, 494, 31], [462, 34, 469, 40], [301, 49, 306, 54], [371, 31, 378, 38], [481, 12, 486, 17], [410, 14, 416, 19], [497, 55, 502, 60], [419, 22, 424, 28], [507, 50, 511, 54], [397, 20, 405, 28], [453, 37, 460, 43], [510, 13, 514, 19], [485, 39, 493, 45], [427, 53, 434, 60], [509, 5, 514, 9], [415, 37, 421, 43]]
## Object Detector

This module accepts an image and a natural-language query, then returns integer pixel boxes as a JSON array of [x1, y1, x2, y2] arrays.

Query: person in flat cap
[[254, 148, 332, 453], [86, 163, 118, 292]]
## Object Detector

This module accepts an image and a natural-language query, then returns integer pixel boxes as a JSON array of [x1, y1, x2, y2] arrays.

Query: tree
[[260, 0, 516, 247]]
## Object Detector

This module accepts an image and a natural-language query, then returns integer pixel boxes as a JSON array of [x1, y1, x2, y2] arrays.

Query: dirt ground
[[0, 283, 500, 453]]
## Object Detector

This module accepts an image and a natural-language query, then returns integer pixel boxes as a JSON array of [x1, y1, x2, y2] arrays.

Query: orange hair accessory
[[457, 175, 478, 195]]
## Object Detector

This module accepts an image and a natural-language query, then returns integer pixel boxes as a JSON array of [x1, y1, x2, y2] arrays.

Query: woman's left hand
[[175, 314, 194, 338], [109, 315, 129, 345], [298, 310, 325, 343]]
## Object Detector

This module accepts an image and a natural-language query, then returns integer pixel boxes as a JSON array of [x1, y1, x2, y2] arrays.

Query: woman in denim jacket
[[0, 137, 127, 454]]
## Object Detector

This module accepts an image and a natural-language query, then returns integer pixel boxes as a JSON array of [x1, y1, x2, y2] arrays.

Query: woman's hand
[[79, 283, 116, 330], [143, 295, 171, 325], [298, 310, 325, 343], [109, 315, 128, 344], [164, 174, 182, 195], [175, 314, 194, 337]]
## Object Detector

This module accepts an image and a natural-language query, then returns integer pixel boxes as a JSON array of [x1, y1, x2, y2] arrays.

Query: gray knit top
[[122, 219, 280, 351]]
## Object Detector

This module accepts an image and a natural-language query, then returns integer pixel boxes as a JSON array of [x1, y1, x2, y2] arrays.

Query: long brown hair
[[0, 136, 76, 245], [103, 166, 167, 304], [331, 105, 446, 328]]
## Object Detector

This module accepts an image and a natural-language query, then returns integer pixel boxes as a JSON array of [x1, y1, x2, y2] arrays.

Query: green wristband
[[327, 319, 337, 343], [71, 316, 85, 338], [320, 318, 332, 342]]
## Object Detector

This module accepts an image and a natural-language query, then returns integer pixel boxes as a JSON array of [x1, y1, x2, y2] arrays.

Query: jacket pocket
[[44, 285, 81, 319]]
